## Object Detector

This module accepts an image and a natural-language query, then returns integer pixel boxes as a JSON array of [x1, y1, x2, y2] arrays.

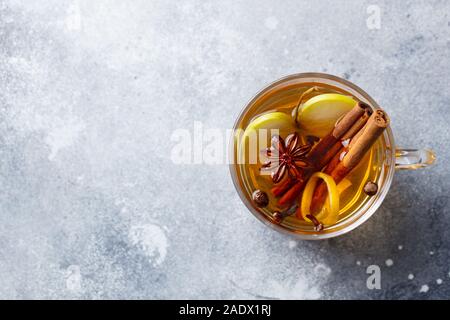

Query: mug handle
[[395, 148, 436, 170]]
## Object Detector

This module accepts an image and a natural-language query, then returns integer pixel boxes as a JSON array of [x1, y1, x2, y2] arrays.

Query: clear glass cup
[[229, 73, 435, 240]]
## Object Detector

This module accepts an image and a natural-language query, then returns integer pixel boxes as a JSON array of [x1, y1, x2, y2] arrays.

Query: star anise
[[261, 133, 312, 183]]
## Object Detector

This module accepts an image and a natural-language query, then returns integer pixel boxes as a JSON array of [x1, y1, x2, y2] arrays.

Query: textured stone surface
[[0, 0, 449, 299]]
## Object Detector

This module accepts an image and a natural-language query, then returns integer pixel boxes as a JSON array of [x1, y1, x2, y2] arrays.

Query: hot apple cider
[[233, 82, 389, 232]]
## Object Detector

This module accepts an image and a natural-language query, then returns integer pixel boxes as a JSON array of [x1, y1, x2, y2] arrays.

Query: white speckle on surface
[[45, 118, 85, 160], [129, 224, 168, 266], [408, 274, 414, 280], [65, 0, 82, 32], [429, 251, 434, 255], [385, 259, 394, 267], [288, 240, 297, 249], [398, 245, 403, 250], [436, 279, 443, 285], [66, 265, 82, 293], [114, 198, 126, 206], [7, 56, 37, 75], [356, 261, 361, 266], [231, 256, 330, 300], [419, 285, 429, 293], [264, 16, 279, 30], [314, 264, 331, 277], [265, 277, 322, 299]]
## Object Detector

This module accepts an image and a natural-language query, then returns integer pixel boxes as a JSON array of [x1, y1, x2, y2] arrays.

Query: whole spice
[[260, 133, 312, 183], [272, 211, 283, 224], [272, 204, 297, 224], [364, 181, 378, 196], [252, 189, 269, 207], [306, 214, 324, 232]]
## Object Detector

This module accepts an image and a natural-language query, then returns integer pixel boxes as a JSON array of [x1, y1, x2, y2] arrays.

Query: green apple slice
[[245, 111, 294, 134], [296, 94, 357, 138]]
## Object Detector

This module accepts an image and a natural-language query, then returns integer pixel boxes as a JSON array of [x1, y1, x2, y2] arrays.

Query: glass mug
[[229, 73, 435, 240]]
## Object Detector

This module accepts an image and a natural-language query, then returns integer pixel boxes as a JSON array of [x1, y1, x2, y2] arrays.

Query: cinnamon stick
[[324, 148, 346, 175], [307, 101, 371, 170], [342, 110, 388, 169], [310, 109, 389, 214], [341, 107, 372, 141], [278, 180, 306, 206], [271, 178, 296, 197], [324, 108, 372, 175]]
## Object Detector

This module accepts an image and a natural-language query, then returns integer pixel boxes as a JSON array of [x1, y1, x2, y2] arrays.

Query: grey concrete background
[[0, 0, 449, 299]]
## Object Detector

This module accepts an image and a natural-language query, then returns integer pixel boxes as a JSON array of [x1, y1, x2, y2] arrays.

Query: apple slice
[[245, 111, 295, 133], [238, 112, 296, 164], [242, 111, 295, 142], [296, 94, 357, 138]]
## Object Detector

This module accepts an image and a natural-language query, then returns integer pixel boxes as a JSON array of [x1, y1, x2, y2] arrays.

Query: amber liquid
[[233, 81, 385, 231]]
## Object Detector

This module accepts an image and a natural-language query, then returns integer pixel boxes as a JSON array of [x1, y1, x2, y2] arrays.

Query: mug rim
[[229, 72, 396, 240]]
